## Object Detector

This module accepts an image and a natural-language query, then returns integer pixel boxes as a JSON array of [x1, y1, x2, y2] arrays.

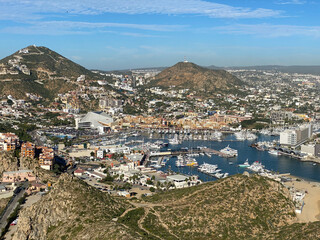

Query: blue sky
[[0, 0, 320, 70]]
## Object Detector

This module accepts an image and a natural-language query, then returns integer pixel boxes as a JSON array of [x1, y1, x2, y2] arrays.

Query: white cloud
[[1, 21, 185, 35], [214, 24, 320, 37], [0, 0, 282, 21], [276, 0, 306, 4]]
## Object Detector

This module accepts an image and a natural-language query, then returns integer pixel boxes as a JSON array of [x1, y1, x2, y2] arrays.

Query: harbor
[[121, 132, 320, 183]]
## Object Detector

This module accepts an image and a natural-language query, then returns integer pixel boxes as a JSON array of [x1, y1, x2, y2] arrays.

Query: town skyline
[[1, 0, 320, 70]]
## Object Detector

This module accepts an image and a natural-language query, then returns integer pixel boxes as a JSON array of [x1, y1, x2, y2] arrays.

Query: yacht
[[198, 163, 218, 174], [220, 145, 238, 157], [169, 134, 181, 145], [238, 159, 250, 168], [268, 149, 279, 156], [247, 161, 265, 172]]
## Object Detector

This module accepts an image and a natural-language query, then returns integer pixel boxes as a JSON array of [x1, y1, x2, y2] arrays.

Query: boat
[[247, 161, 265, 172], [220, 145, 238, 157], [222, 173, 229, 178], [213, 172, 224, 179], [198, 163, 218, 174], [238, 159, 250, 168], [169, 134, 181, 145], [234, 131, 257, 141], [268, 150, 279, 156]]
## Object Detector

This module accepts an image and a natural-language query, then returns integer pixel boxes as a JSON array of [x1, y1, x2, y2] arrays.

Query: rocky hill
[[11, 173, 320, 239], [149, 62, 244, 94], [0, 45, 102, 99], [13, 174, 136, 240], [0, 151, 18, 175]]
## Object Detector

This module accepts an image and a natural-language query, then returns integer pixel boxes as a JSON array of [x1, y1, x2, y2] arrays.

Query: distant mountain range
[[110, 65, 320, 75], [223, 65, 320, 75], [0, 45, 103, 99], [147, 61, 244, 94]]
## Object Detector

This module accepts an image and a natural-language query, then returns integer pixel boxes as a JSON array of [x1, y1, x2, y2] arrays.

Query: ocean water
[[134, 133, 320, 182]]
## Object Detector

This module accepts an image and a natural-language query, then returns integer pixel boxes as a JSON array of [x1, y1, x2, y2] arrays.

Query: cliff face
[[0, 151, 18, 175], [12, 173, 137, 240]]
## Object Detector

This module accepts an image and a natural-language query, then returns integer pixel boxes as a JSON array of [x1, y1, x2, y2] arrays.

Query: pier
[[144, 147, 234, 166]]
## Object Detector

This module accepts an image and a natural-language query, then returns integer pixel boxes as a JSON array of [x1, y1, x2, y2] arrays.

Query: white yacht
[[247, 161, 265, 172], [268, 150, 279, 156], [169, 134, 181, 145], [238, 159, 250, 168], [220, 145, 238, 157]]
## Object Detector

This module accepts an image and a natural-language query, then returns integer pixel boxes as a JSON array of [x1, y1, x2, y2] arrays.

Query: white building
[[75, 112, 113, 134], [280, 125, 312, 147]]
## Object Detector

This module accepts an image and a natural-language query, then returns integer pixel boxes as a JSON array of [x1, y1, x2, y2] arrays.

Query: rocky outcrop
[[12, 173, 135, 240], [19, 156, 39, 170], [0, 151, 18, 175]]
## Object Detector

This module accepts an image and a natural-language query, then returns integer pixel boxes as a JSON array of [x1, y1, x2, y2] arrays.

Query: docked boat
[[238, 159, 250, 168], [198, 163, 218, 174], [213, 172, 224, 179], [169, 135, 181, 145], [220, 145, 238, 157], [268, 150, 279, 156], [234, 131, 257, 141], [247, 161, 265, 172]]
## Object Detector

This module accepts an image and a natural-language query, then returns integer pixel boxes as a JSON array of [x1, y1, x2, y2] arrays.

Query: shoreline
[[282, 175, 320, 223]]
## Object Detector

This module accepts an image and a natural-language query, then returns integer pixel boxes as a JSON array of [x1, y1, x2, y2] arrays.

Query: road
[[0, 182, 28, 233]]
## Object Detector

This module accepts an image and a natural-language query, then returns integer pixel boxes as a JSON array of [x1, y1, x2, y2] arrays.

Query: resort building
[[21, 142, 35, 158], [280, 125, 312, 147]]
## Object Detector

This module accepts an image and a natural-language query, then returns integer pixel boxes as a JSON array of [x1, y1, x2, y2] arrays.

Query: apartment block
[[38, 147, 55, 170], [21, 142, 35, 159], [0, 132, 19, 151]]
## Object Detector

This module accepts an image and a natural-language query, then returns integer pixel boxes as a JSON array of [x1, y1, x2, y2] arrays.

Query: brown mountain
[[150, 61, 244, 93], [0, 45, 103, 99]]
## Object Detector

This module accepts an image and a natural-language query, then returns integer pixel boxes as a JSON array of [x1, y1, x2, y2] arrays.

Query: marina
[[122, 132, 320, 183]]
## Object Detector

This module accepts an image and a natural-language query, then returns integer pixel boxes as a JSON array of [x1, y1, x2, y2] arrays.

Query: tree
[[146, 179, 153, 185], [149, 187, 155, 192], [7, 99, 13, 106]]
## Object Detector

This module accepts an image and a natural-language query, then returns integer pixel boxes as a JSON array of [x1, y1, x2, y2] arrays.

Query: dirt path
[[151, 207, 180, 239]]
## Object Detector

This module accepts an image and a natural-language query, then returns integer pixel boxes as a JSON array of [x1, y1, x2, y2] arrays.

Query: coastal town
[[0, 46, 320, 239]]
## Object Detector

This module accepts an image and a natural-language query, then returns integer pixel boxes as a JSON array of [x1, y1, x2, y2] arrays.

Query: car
[[10, 218, 18, 226]]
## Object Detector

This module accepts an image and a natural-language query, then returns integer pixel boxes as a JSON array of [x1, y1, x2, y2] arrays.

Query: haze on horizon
[[0, 0, 320, 71]]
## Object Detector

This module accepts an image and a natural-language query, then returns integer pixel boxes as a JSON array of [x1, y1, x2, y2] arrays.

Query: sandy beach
[[283, 176, 320, 223]]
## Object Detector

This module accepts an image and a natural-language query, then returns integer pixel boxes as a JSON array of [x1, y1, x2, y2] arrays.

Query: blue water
[[129, 133, 320, 182]]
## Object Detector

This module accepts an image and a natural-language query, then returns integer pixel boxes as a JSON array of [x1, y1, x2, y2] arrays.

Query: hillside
[[12, 174, 136, 240], [11, 173, 320, 239], [149, 62, 244, 94], [0, 45, 102, 99]]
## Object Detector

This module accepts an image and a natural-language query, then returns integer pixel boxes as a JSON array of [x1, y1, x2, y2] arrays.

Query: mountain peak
[[150, 61, 244, 93], [0, 45, 101, 99]]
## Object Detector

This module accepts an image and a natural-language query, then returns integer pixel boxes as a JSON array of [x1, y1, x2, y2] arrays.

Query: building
[[0, 133, 19, 151], [280, 125, 312, 147], [301, 144, 320, 157], [39, 147, 55, 170], [2, 170, 36, 183], [75, 112, 113, 134], [270, 111, 293, 124], [166, 174, 201, 188], [21, 142, 35, 158], [74, 168, 85, 176]]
